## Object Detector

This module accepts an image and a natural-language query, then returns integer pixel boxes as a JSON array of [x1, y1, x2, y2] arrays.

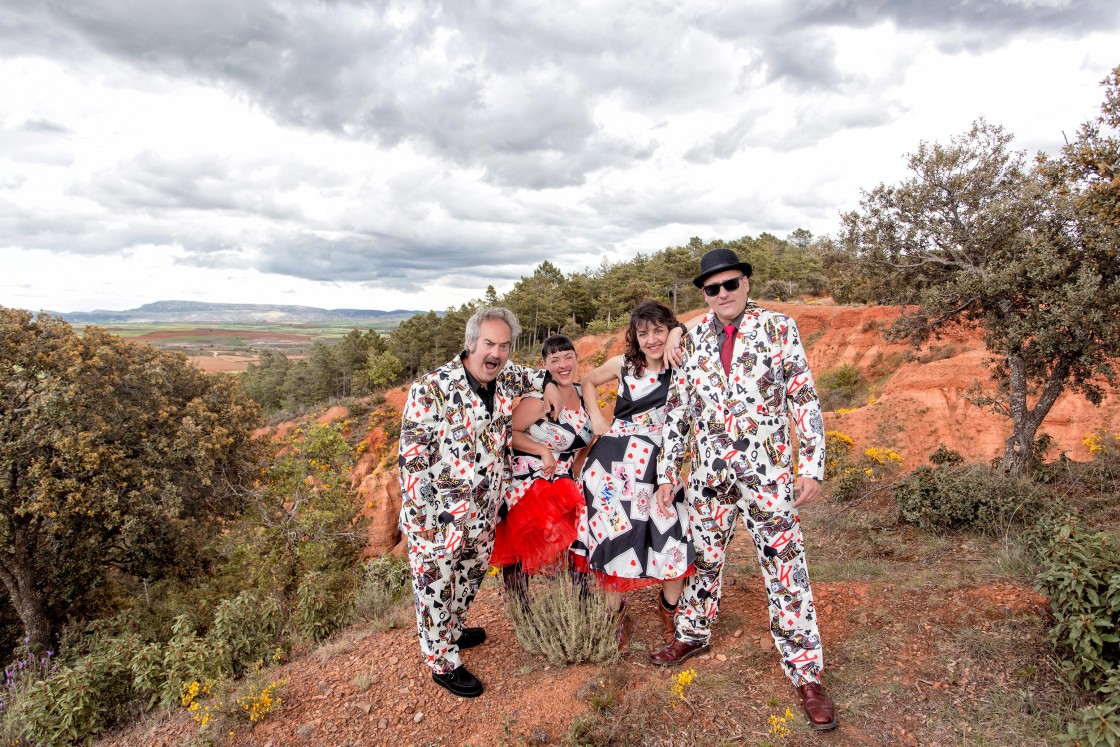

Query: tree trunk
[[999, 350, 1070, 477], [0, 515, 54, 652]]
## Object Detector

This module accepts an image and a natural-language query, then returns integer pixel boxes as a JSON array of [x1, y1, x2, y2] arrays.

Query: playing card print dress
[[571, 365, 694, 590]]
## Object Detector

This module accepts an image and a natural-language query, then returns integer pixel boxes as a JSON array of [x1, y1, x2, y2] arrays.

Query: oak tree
[[0, 308, 264, 651], [838, 76, 1120, 475]]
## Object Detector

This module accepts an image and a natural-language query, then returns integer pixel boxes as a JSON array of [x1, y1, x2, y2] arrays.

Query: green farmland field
[[92, 322, 398, 372]]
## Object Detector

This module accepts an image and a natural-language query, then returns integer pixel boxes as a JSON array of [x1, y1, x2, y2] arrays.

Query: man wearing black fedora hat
[[651, 247, 836, 730]]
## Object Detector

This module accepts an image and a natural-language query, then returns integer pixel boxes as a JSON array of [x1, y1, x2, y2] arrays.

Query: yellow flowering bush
[[828, 436, 904, 503], [670, 668, 696, 701], [181, 679, 217, 728], [767, 706, 795, 740], [824, 431, 855, 480], [864, 446, 902, 465], [236, 678, 286, 723], [1083, 431, 1120, 455]]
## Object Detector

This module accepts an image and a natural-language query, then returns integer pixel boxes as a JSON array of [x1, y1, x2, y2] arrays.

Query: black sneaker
[[455, 626, 487, 650], [431, 665, 484, 697]]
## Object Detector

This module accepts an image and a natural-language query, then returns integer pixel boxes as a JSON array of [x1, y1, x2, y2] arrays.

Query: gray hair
[[464, 307, 521, 352]]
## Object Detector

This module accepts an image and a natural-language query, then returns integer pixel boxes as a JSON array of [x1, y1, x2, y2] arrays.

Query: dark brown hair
[[624, 300, 677, 376]]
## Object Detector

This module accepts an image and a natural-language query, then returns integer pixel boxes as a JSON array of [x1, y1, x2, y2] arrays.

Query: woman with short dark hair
[[491, 335, 593, 593]]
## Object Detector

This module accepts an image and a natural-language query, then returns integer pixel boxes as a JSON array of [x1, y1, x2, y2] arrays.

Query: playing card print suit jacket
[[398, 355, 548, 535], [657, 302, 826, 493]]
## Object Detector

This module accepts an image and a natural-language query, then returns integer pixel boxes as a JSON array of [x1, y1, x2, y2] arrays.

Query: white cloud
[[0, 0, 1118, 313]]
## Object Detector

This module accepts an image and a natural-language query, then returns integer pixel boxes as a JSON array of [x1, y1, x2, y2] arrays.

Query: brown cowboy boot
[[649, 638, 710, 666], [657, 595, 677, 644]]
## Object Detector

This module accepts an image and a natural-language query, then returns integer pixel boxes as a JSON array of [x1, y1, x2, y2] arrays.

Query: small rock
[[716, 654, 728, 662], [358, 702, 372, 715], [389, 655, 399, 665], [413, 712, 424, 723], [377, 718, 389, 729], [733, 629, 743, 638]]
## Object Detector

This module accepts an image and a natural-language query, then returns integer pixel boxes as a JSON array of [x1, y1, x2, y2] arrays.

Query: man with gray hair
[[398, 307, 558, 697]]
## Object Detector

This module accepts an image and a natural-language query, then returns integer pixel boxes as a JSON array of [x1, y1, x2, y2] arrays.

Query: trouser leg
[[447, 511, 497, 640], [407, 531, 461, 675], [675, 496, 740, 646], [740, 482, 825, 686]]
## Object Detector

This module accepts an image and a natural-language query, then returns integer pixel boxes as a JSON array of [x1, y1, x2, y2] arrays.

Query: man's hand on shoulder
[[792, 477, 822, 508], [655, 483, 675, 511]]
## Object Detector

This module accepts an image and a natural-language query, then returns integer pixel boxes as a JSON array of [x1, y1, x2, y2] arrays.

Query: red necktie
[[720, 323, 737, 375]]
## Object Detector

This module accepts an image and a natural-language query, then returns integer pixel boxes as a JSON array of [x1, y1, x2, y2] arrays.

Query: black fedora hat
[[693, 248, 753, 288]]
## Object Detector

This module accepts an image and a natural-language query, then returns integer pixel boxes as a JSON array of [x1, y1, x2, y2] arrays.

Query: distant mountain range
[[55, 300, 428, 324]]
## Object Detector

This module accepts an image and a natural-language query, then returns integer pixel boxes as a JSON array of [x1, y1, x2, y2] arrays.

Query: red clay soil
[[95, 531, 1055, 747]]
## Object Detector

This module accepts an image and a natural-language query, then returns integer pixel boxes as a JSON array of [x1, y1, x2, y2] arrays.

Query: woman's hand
[[540, 450, 557, 480], [590, 411, 611, 437]]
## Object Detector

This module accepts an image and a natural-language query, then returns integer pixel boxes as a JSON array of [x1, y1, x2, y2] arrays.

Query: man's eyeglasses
[[702, 275, 745, 297]]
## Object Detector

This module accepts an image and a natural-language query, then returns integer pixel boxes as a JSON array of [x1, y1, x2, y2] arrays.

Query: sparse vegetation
[[816, 363, 868, 412], [505, 575, 620, 666], [893, 463, 1049, 535]]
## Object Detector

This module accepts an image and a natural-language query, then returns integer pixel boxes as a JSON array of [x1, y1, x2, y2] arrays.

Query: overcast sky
[[2, 1, 1118, 314]]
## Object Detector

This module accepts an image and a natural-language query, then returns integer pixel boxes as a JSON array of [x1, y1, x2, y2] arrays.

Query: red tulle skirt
[[491, 477, 583, 575], [569, 555, 696, 593]]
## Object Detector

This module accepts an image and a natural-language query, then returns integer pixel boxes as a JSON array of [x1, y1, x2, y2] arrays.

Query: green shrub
[[816, 364, 867, 412], [1060, 672, 1120, 746], [506, 575, 619, 665], [1036, 518, 1120, 693], [295, 570, 357, 643], [351, 556, 413, 631], [929, 444, 964, 466], [1035, 518, 1120, 746], [9, 637, 139, 745], [208, 591, 283, 676], [894, 464, 1049, 535], [832, 468, 872, 504], [154, 615, 228, 708]]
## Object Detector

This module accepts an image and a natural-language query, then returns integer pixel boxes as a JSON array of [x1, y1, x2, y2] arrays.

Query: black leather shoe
[[456, 626, 487, 649], [431, 665, 484, 697]]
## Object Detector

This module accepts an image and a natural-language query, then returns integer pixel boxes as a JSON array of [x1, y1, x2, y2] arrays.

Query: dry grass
[[506, 574, 620, 666]]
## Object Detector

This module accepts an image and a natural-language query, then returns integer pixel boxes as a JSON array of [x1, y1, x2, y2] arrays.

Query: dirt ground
[[95, 499, 1066, 747]]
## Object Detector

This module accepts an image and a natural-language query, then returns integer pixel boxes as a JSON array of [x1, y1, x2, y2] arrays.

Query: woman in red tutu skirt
[[491, 335, 593, 595]]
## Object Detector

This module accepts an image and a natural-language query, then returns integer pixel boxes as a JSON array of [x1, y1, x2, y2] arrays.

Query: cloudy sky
[[2, 1, 1118, 314]]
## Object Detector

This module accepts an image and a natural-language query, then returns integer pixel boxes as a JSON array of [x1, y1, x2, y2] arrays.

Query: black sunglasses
[[702, 275, 745, 297]]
